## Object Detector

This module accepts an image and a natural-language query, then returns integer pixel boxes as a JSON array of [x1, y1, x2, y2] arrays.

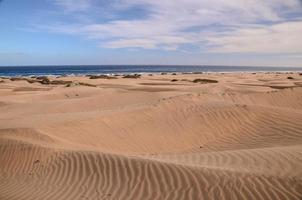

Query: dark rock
[[88, 75, 117, 79], [10, 77, 28, 81], [50, 80, 72, 85], [36, 76, 48, 80], [26, 79, 37, 84], [37, 77, 51, 84], [78, 82, 97, 87], [193, 79, 218, 84], [122, 74, 141, 79]]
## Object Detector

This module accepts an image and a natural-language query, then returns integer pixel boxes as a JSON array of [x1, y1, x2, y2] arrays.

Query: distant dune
[[0, 72, 302, 200]]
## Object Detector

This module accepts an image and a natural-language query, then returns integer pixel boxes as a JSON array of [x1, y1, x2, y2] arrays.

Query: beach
[[0, 72, 302, 200]]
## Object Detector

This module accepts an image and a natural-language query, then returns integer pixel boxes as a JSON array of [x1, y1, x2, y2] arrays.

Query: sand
[[0, 72, 302, 200]]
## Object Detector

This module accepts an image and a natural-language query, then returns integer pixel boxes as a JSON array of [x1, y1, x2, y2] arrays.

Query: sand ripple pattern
[[1, 75, 302, 200], [0, 138, 301, 200]]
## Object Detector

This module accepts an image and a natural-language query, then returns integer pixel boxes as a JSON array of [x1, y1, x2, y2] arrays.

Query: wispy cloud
[[208, 21, 302, 53], [38, 0, 302, 54], [54, 0, 93, 12]]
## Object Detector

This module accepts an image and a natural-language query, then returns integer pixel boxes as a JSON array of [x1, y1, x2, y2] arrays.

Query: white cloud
[[103, 36, 191, 49], [208, 21, 302, 53], [104, 39, 156, 49], [44, 0, 302, 53], [54, 0, 93, 12]]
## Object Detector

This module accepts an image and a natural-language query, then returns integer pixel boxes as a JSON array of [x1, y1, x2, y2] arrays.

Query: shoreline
[[1, 70, 301, 78]]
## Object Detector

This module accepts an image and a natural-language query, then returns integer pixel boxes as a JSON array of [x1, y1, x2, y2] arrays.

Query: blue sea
[[0, 65, 301, 76]]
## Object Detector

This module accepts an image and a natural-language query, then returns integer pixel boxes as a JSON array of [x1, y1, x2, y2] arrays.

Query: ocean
[[0, 65, 301, 76]]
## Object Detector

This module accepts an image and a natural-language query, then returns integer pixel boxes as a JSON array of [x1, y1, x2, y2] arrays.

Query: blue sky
[[0, 0, 302, 67]]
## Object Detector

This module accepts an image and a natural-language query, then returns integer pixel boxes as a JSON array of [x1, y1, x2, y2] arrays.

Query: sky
[[0, 0, 302, 67]]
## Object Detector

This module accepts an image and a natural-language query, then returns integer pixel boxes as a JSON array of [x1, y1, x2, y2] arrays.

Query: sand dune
[[0, 72, 302, 200]]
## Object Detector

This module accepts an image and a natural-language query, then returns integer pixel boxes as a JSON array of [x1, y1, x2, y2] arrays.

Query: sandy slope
[[0, 72, 302, 200]]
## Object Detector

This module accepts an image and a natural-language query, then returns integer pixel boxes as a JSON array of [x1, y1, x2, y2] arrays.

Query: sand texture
[[0, 72, 302, 200]]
